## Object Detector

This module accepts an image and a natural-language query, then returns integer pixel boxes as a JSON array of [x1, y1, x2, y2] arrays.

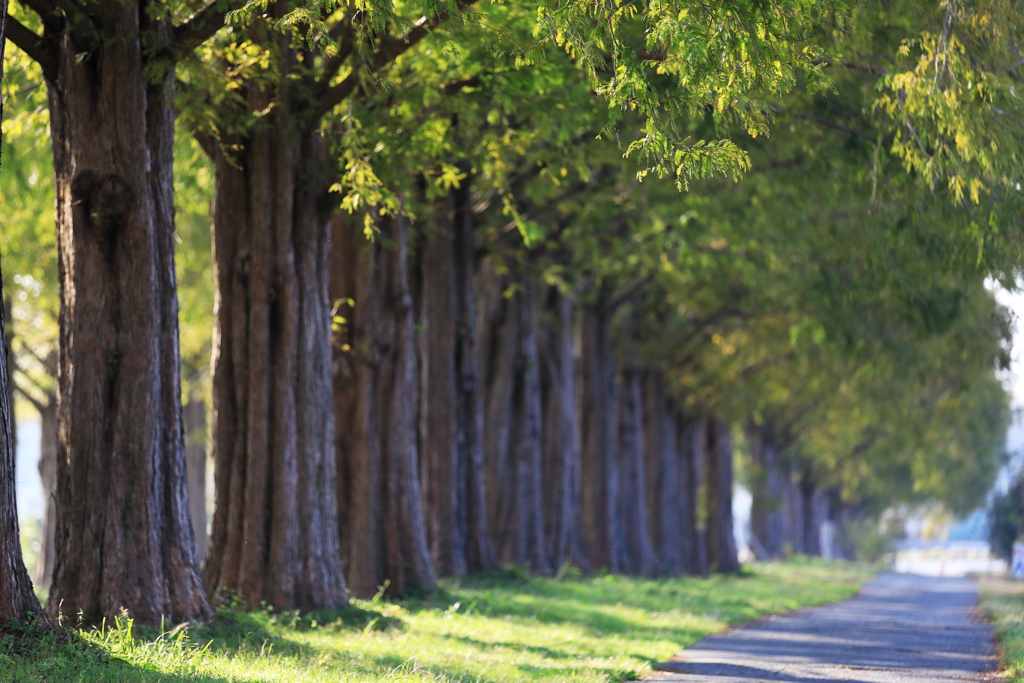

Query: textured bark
[[480, 263, 517, 563], [203, 44, 346, 608], [450, 179, 498, 574], [748, 421, 784, 558], [333, 212, 436, 597], [616, 369, 655, 575], [705, 420, 739, 572], [183, 400, 208, 565], [2, 299, 13, 467], [580, 299, 623, 572], [508, 281, 551, 573], [673, 413, 700, 576], [642, 377, 689, 577], [34, 400, 57, 588], [42, 4, 209, 625], [539, 288, 588, 572], [685, 419, 710, 578], [480, 267, 551, 572], [415, 186, 496, 576]]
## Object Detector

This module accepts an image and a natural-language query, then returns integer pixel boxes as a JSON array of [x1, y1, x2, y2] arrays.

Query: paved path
[[651, 573, 997, 683]]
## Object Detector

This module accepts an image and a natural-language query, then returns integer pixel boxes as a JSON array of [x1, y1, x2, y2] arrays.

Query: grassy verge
[[2, 558, 873, 683], [978, 576, 1024, 681]]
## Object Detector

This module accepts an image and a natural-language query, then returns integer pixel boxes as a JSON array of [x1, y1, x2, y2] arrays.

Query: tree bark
[[539, 288, 588, 572], [333, 212, 437, 597], [616, 373, 655, 575], [705, 420, 739, 572], [508, 280, 552, 573], [480, 266, 551, 572], [202, 52, 346, 608], [415, 185, 496, 576], [643, 376, 689, 577], [685, 418, 710, 578], [41, 4, 209, 625], [580, 298, 623, 572], [183, 400, 208, 565]]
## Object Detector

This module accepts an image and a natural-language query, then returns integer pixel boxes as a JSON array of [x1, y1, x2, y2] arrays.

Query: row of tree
[[0, 0, 1021, 627]]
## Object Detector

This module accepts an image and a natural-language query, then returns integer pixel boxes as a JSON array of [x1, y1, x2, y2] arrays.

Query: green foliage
[[979, 578, 1024, 682], [0, 561, 872, 682]]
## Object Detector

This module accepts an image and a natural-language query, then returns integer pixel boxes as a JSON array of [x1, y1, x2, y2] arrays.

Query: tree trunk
[[0, 42, 46, 616], [415, 185, 496, 576], [43, 4, 208, 625], [480, 266, 551, 572], [539, 288, 588, 572], [480, 262, 517, 565], [748, 421, 784, 558], [508, 280, 551, 573], [674, 413, 700, 576], [203, 70, 346, 609], [780, 464, 803, 554], [34, 399, 57, 588], [333, 212, 436, 597], [643, 376, 687, 577], [705, 420, 739, 572], [183, 400, 208, 565], [686, 418, 710, 578], [580, 299, 623, 573], [617, 366, 656, 576]]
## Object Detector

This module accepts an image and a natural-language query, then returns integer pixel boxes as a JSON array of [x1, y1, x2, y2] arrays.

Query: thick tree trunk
[[617, 366, 656, 576], [415, 186, 496, 576], [203, 77, 346, 608], [539, 288, 588, 572], [685, 418, 710, 577], [748, 421, 784, 558], [780, 464, 803, 554], [333, 212, 437, 597], [183, 400, 208, 565], [480, 266, 551, 572], [580, 300, 623, 573], [508, 280, 552, 573], [44, 5, 208, 625], [643, 376, 689, 577], [705, 420, 739, 572], [480, 262, 517, 564], [33, 400, 57, 588]]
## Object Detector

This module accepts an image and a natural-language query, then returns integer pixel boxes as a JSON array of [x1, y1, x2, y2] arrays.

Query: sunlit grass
[[1, 558, 872, 683], [979, 576, 1024, 682]]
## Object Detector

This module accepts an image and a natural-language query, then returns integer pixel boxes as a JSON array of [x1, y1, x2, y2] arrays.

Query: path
[[651, 573, 997, 683]]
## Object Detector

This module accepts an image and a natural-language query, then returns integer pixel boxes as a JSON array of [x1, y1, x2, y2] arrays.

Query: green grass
[[1, 558, 873, 683], [979, 576, 1024, 681]]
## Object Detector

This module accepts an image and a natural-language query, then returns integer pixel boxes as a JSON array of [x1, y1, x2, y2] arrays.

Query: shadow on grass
[[0, 623, 251, 683]]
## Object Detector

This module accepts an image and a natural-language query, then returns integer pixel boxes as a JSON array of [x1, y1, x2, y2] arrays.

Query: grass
[[1, 558, 873, 683], [978, 576, 1024, 681]]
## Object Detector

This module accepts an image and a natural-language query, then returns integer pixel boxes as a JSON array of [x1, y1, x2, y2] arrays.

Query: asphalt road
[[650, 573, 997, 682]]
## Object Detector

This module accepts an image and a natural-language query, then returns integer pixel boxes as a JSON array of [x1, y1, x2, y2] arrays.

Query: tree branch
[[13, 378, 49, 415], [174, 0, 248, 55], [608, 273, 654, 312], [5, 15, 58, 79], [312, 0, 479, 122]]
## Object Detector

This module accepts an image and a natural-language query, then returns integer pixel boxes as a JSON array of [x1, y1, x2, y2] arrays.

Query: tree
[[5, 0, 228, 624]]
